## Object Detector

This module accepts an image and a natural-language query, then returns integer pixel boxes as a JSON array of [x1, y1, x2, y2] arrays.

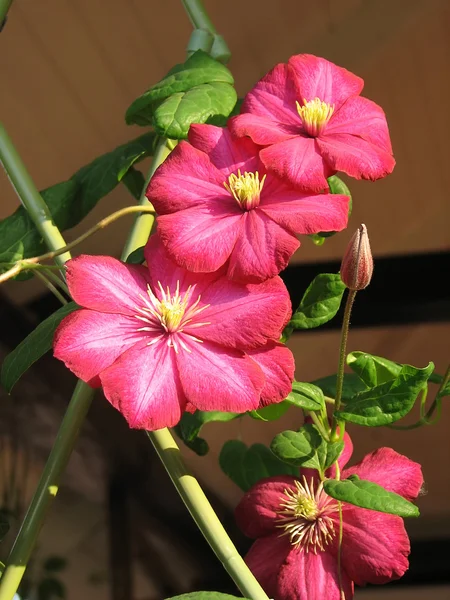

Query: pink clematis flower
[[147, 124, 350, 283], [53, 235, 294, 430], [235, 434, 423, 600], [230, 54, 395, 192]]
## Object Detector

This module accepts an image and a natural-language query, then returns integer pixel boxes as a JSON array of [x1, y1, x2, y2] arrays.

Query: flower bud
[[340, 224, 373, 290]]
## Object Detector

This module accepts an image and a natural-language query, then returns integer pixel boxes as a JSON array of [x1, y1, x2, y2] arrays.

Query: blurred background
[[0, 0, 449, 598]]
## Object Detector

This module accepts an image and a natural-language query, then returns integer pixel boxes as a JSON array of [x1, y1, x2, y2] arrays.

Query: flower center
[[276, 476, 338, 553], [296, 97, 334, 136], [133, 281, 210, 353], [224, 169, 266, 210]]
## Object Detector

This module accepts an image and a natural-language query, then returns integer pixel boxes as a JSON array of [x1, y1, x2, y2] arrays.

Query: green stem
[[121, 140, 172, 261], [33, 269, 68, 305], [181, 0, 217, 33], [331, 289, 357, 441], [0, 123, 70, 266], [308, 410, 330, 442], [147, 430, 270, 600], [0, 382, 94, 600], [0, 0, 13, 22]]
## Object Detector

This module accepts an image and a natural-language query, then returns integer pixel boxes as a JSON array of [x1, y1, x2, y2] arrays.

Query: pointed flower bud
[[340, 224, 373, 290]]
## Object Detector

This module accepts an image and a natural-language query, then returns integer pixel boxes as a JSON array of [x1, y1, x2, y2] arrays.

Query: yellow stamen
[[224, 169, 266, 210], [296, 97, 334, 136], [157, 281, 189, 331]]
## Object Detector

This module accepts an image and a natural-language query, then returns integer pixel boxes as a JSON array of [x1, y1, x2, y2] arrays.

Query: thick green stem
[[148, 430, 270, 600], [0, 0, 13, 22], [0, 123, 70, 266], [0, 382, 94, 600], [331, 289, 357, 441], [181, 0, 217, 33]]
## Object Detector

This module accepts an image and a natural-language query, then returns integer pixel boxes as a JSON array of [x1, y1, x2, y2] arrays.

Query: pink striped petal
[[100, 340, 186, 430], [176, 338, 263, 412], [156, 205, 243, 274], [333, 507, 410, 586], [144, 234, 221, 298], [343, 447, 423, 501], [247, 343, 295, 405], [229, 113, 299, 146], [188, 124, 261, 174], [245, 535, 292, 600], [327, 96, 393, 154], [317, 132, 395, 181], [66, 255, 150, 316], [289, 54, 364, 111], [147, 141, 227, 214], [227, 210, 300, 282], [192, 275, 292, 349], [53, 309, 148, 387], [236, 476, 298, 538], [260, 137, 333, 192], [260, 188, 349, 234], [278, 545, 354, 600], [242, 62, 301, 125]]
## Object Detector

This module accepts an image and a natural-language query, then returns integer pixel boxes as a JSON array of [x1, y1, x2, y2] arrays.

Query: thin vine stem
[[331, 289, 357, 441], [33, 270, 68, 305], [0, 204, 156, 284], [147, 430, 270, 600]]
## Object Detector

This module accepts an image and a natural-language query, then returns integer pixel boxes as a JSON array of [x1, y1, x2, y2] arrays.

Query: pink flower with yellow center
[[235, 434, 423, 600], [53, 236, 294, 430], [230, 54, 395, 192], [146, 124, 350, 283]]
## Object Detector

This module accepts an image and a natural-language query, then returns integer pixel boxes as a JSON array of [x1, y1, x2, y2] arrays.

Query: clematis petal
[[317, 133, 395, 181], [241, 62, 301, 125], [156, 204, 242, 273], [100, 339, 186, 430], [343, 447, 423, 501], [192, 274, 292, 349], [244, 535, 292, 600], [277, 545, 354, 600], [235, 476, 298, 538], [227, 209, 299, 282], [333, 507, 410, 586], [288, 54, 364, 111], [53, 309, 149, 387], [260, 137, 333, 192], [326, 95, 393, 154], [247, 342, 295, 405], [229, 113, 299, 146], [188, 124, 262, 174], [144, 234, 221, 297], [147, 141, 226, 214], [175, 337, 263, 413], [66, 255, 150, 316], [260, 187, 349, 235]]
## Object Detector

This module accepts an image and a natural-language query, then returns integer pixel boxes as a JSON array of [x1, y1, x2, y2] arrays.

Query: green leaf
[[347, 352, 402, 387], [0, 133, 156, 278], [270, 424, 327, 472], [285, 381, 325, 411], [1, 302, 79, 393], [324, 476, 419, 517], [153, 82, 237, 139], [166, 593, 249, 600], [248, 402, 290, 421], [126, 51, 237, 139], [120, 166, 146, 200], [37, 577, 66, 600], [287, 274, 346, 331], [43, 556, 68, 572], [312, 373, 367, 402], [125, 245, 146, 265], [219, 440, 296, 491], [174, 410, 240, 456], [336, 362, 435, 426], [325, 441, 344, 469]]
